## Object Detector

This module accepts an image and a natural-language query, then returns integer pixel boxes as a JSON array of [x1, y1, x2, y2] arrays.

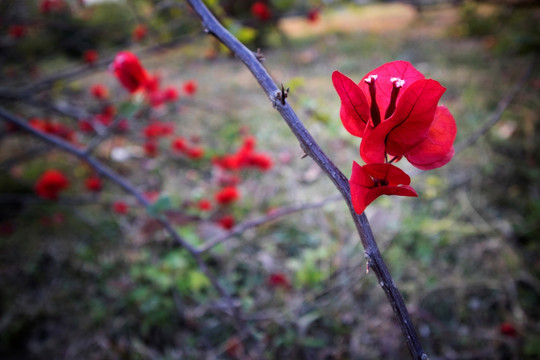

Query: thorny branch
[[185, 0, 429, 358]]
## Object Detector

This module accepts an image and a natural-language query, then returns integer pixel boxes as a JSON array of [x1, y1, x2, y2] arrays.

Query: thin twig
[[454, 57, 536, 154], [199, 194, 341, 253], [185, 0, 428, 358]]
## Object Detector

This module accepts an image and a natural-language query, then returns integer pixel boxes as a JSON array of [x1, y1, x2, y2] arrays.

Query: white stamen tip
[[391, 77, 405, 88], [364, 74, 378, 84]]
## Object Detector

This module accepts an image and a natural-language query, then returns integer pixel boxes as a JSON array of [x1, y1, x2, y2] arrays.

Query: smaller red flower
[[197, 199, 212, 211], [251, 2, 271, 21], [9, 25, 27, 39], [183, 80, 197, 95], [171, 137, 187, 153], [218, 215, 235, 230], [85, 176, 102, 192], [144, 141, 158, 157], [162, 86, 179, 102], [499, 322, 518, 338], [349, 162, 417, 214], [215, 186, 240, 205], [111, 51, 150, 93], [112, 201, 129, 215], [40, 0, 64, 14], [35, 169, 69, 200], [133, 24, 147, 42], [115, 119, 129, 132], [90, 84, 109, 99], [83, 50, 98, 65], [185, 146, 204, 160], [143, 121, 174, 138], [78, 119, 94, 133], [267, 273, 291, 289], [306, 8, 320, 23]]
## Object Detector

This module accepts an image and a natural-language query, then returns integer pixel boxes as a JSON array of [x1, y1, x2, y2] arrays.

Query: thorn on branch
[[255, 48, 265, 62], [301, 152, 308, 159], [271, 84, 289, 109]]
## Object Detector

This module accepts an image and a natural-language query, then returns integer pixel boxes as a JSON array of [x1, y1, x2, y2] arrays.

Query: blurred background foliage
[[1, 0, 540, 359]]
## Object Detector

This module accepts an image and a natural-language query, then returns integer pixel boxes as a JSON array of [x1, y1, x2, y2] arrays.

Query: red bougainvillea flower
[[90, 84, 109, 99], [162, 86, 179, 102], [144, 141, 158, 157], [29, 118, 76, 142], [40, 0, 64, 14], [215, 186, 240, 205], [499, 322, 518, 337], [197, 199, 212, 211], [133, 24, 147, 42], [213, 135, 273, 171], [183, 80, 197, 95], [112, 201, 129, 215], [111, 51, 150, 93], [185, 146, 205, 160], [267, 273, 291, 289], [332, 60, 456, 170], [83, 49, 98, 65], [35, 169, 69, 200], [306, 8, 320, 23], [85, 176, 102, 192], [142, 121, 174, 139], [171, 137, 187, 153], [9, 25, 27, 39], [349, 162, 417, 214], [251, 1, 271, 21], [218, 214, 235, 230]]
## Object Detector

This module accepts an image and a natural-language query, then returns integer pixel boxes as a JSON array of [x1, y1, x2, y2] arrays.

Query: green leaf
[[147, 196, 172, 217]]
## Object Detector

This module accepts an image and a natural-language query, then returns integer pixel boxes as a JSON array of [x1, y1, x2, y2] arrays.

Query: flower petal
[[359, 60, 425, 116], [332, 71, 370, 137], [406, 106, 457, 170], [363, 163, 411, 186], [360, 79, 445, 163]]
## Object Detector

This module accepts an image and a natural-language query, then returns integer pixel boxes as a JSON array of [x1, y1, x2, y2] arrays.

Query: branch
[[454, 57, 536, 154], [185, 1, 428, 358], [0, 106, 254, 343], [199, 194, 341, 253]]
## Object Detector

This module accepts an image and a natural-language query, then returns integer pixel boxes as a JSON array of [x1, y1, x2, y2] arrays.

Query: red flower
[[332, 61, 456, 170], [183, 80, 197, 95], [144, 141, 158, 157], [185, 146, 204, 159], [215, 186, 240, 205], [500, 322, 518, 337], [197, 199, 212, 211], [218, 215, 235, 230], [78, 119, 94, 133], [251, 2, 271, 21], [40, 0, 64, 14], [90, 84, 109, 99], [83, 50, 98, 65], [306, 8, 320, 23], [213, 135, 273, 171], [133, 24, 147, 42], [111, 51, 150, 93], [162, 86, 179, 102], [267, 273, 291, 289], [112, 201, 129, 215], [35, 169, 69, 200], [171, 137, 187, 152], [29, 118, 76, 142], [349, 162, 417, 214], [85, 176, 102, 192], [9, 25, 27, 39], [143, 121, 174, 138]]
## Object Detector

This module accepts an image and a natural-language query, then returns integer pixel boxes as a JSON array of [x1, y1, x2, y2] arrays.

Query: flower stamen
[[384, 77, 405, 120], [364, 74, 381, 127]]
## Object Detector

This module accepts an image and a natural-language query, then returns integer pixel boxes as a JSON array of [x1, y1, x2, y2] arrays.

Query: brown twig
[[199, 194, 342, 253], [185, 0, 428, 358]]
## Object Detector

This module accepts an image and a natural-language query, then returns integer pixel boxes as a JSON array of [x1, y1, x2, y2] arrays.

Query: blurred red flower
[[197, 199, 212, 211], [112, 201, 129, 215], [40, 0, 64, 14], [143, 121, 174, 138], [144, 141, 158, 157], [171, 137, 187, 152], [349, 162, 417, 214], [185, 146, 204, 160], [183, 80, 197, 95], [29, 118, 76, 142], [500, 322, 518, 337], [251, 2, 271, 21], [133, 24, 147, 42], [35, 169, 69, 200], [85, 176, 102, 192], [83, 50, 98, 65], [90, 84, 109, 99], [306, 8, 320, 23], [215, 186, 240, 205], [9, 25, 27, 39], [111, 51, 150, 93], [218, 215, 235, 230], [267, 273, 290, 289]]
